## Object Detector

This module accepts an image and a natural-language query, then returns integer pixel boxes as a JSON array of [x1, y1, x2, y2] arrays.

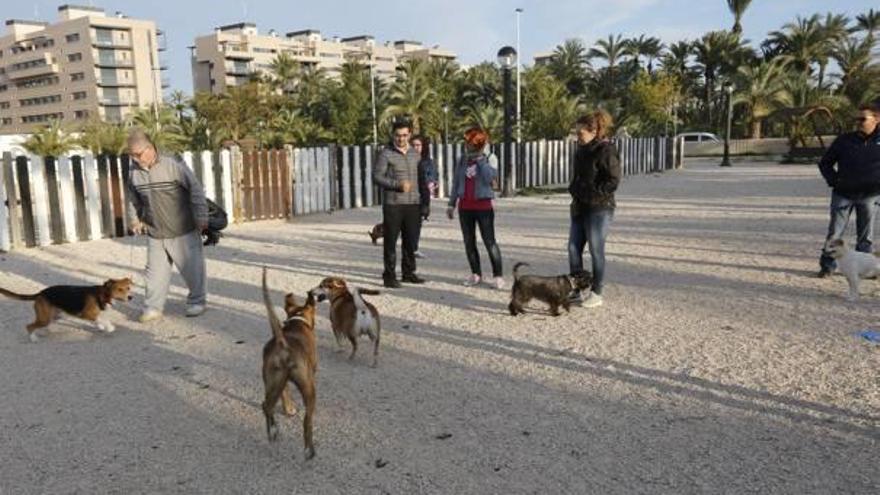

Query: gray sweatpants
[[145, 230, 206, 311]]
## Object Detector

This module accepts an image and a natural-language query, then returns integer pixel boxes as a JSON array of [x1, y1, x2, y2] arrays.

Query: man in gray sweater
[[126, 129, 208, 322], [373, 121, 426, 288]]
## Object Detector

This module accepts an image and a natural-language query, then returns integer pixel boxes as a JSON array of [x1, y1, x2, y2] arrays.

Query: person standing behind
[[817, 103, 880, 277], [446, 127, 504, 289], [126, 129, 208, 322], [568, 110, 621, 308], [411, 135, 438, 259], [373, 121, 426, 288]]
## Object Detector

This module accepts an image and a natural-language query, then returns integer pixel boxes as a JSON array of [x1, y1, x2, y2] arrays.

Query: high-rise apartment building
[[0, 4, 166, 134], [191, 23, 456, 95]]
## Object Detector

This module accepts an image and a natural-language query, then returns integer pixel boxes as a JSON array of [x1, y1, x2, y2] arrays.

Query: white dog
[[825, 239, 880, 301]]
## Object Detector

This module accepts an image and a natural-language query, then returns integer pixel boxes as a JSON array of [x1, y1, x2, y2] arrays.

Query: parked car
[[675, 132, 720, 143]]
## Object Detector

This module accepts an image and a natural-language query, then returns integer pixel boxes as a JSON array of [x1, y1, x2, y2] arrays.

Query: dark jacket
[[569, 140, 621, 210], [373, 145, 422, 206], [818, 129, 880, 198], [417, 157, 433, 217]]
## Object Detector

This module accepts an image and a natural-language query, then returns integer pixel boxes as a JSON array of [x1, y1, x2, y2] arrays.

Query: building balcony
[[95, 58, 135, 68], [96, 78, 136, 87], [92, 39, 132, 49], [161, 78, 170, 88], [7, 62, 60, 81], [99, 97, 136, 106], [225, 66, 251, 76]]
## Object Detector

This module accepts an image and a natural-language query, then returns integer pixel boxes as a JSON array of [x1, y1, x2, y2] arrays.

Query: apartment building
[[191, 23, 456, 95], [0, 4, 166, 134]]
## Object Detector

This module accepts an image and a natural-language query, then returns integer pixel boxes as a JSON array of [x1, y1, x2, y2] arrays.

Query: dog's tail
[[512, 262, 530, 280], [357, 288, 381, 296], [0, 287, 38, 301], [262, 267, 289, 349]]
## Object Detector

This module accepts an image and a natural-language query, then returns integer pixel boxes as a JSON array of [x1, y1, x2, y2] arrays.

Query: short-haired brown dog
[[0, 278, 133, 341], [508, 263, 592, 316], [311, 276, 381, 367], [261, 267, 318, 460]]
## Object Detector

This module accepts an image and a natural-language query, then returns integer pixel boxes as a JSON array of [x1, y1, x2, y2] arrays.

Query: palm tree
[[384, 59, 435, 134], [629, 35, 664, 73], [832, 37, 880, 105], [167, 90, 189, 121], [130, 105, 187, 152], [269, 53, 300, 95], [816, 13, 852, 88], [733, 59, 793, 138], [856, 8, 880, 39], [693, 31, 747, 127], [548, 38, 590, 95], [22, 119, 76, 157], [590, 34, 631, 95], [727, 0, 753, 34], [465, 103, 503, 139], [767, 15, 825, 78], [77, 118, 128, 156]]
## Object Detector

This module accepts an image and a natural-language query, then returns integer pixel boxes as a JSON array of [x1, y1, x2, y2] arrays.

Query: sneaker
[[414, 250, 425, 259], [139, 309, 163, 323], [402, 273, 426, 284], [185, 304, 205, 317], [582, 292, 604, 308], [463, 274, 481, 287], [383, 278, 402, 289], [492, 277, 505, 290], [568, 290, 583, 303]]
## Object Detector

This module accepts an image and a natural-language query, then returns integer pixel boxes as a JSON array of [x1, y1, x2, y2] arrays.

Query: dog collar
[[285, 315, 310, 326]]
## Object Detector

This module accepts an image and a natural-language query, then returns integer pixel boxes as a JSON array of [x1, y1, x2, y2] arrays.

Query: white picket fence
[[0, 137, 675, 252]]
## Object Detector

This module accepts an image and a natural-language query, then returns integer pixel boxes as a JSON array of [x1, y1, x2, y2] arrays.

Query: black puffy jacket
[[568, 140, 621, 210], [818, 129, 880, 198]]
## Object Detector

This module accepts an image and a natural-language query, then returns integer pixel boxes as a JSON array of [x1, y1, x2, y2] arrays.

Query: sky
[[5, 0, 878, 95]]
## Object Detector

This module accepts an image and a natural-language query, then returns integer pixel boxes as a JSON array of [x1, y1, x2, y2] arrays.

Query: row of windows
[[16, 75, 60, 89], [320, 53, 342, 59], [21, 112, 64, 124], [69, 53, 83, 62], [20, 94, 62, 106], [10, 58, 48, 72], [10, 39, 55, 55], [1, 118, 11, 125], [0, 102, 9, 109]]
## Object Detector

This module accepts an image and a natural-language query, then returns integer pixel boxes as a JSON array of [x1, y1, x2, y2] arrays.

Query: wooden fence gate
[[238, 149, 292, 221]]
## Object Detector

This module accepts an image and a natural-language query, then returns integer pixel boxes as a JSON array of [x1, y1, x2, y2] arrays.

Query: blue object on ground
[[857, 330, 880, 343]]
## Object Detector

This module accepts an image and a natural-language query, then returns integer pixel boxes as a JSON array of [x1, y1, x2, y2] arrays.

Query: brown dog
[[0, 278, 133, 341], [368, 223, 384, 244], [311, 277, 381, 367], [261, 267, 318, 460]]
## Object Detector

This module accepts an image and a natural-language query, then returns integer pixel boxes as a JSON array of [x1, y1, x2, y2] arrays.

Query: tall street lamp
[[515, 8, 523, 146], [497, 46, 517, 197], [442, 104, 449, 146], [720, 82, 734, 167]]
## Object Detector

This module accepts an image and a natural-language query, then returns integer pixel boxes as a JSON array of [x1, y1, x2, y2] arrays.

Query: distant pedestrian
[[817, 102, 880, 277], [568, 110, 621, 308], [411, 135, 438, 259], [373, 121, 426, 288], [447, 127, 504, 289], [126, 128, 208, 322]]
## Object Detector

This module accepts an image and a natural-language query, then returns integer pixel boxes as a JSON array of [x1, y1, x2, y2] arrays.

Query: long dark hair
[[410, 134, 431, 160]]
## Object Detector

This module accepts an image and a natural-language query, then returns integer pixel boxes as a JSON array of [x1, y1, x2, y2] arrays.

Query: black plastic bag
[[204, 198, 228, 246]]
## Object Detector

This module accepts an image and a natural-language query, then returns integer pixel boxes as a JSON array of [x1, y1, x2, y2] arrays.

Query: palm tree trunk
[[751, 119, 762, 139]]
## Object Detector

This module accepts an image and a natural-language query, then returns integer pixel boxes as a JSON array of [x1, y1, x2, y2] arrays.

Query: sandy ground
[[0, 159, 878, 495]]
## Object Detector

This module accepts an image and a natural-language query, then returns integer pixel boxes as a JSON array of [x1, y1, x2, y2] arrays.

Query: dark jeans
[[383, 204, 421, 281], [819, 191, 880, 272], [568, 207, 614, 295], [459, 209, 503, 277]]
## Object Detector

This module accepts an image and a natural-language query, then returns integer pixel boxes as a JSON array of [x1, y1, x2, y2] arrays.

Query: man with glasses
[[817, 102, 880, 277], [126, 129, 208, 321], [373, 121, 426, 288]]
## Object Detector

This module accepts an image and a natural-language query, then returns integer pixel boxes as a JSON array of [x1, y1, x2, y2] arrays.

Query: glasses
[[855, 117, 873, 123]]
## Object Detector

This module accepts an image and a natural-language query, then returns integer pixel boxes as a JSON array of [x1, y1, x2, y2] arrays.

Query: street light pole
[[442, 104, 449, 146], [497, 46, 517, 197], [369, 57, 378, 149], [720, 82, 733, 167], [515, 8, 523, 146]]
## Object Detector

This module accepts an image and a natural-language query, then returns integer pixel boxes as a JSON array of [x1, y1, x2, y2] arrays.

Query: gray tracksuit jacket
[[126, 153, 208, 239], [373, 145, 422, 206]]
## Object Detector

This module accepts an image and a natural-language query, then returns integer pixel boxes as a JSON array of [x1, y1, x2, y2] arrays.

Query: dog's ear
[[331, 278, 345, 289]]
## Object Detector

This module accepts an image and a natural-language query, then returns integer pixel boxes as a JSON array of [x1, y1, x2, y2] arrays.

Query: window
[[0, 102, 9, 109], [376, 56, 393, 62], [1, 118, 12, 125], [21, 112, 64, 124], [16, 76, 59, 89], [66, 33, 81, 43], [253, 47, 275, 54], [0, 85, 7, 92], [19, 95, 62, 107], [74, 110, 89, 119], [10, 58, 48, 72], [320, 52, 341, 59], [73, 91, 87, 100], [71, 72, 85, 82], [68, 53, 83, 62]]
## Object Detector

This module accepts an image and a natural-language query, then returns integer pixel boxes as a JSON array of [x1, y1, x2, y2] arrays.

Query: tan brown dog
[[368, 223, 384, 244], [311, 277, 381, 367], [261, 267, 318, 460], [0, 278, 133, 341]]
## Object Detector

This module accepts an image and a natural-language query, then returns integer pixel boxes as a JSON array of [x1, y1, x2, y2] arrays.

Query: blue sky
[[6, 0, 878, 95]]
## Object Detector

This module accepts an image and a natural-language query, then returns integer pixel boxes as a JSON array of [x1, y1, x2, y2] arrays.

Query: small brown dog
[[508, 263, 592, 316], [368, 223, 384, 244], [311, 276, 381, 367], [261, 267, 318, 459], [0, 278, 133, 341]]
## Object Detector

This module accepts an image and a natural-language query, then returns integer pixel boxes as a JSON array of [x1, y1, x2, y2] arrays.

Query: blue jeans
[[819, 191, 879, 272], [568, 207, 614, 295]]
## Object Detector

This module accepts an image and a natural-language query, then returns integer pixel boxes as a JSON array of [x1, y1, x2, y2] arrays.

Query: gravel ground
[[0, 159, 878, 495]]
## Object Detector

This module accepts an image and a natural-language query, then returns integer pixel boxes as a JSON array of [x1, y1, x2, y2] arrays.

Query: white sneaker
[[463, 274, 481, 287], [582, 292, 603, 308], [414, 250, 425, 259], [139, 309, 163, 323], [492, 277, 505, 290], [186, 304, 205, 317]]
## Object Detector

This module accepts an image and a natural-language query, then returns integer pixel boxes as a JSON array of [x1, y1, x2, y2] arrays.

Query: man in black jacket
[[373, 121, 426, 288], [817, 103, 880, 277]]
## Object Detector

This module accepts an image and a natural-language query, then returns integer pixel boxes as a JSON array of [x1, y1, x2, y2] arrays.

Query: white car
[[676, 132, 720, 143]]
